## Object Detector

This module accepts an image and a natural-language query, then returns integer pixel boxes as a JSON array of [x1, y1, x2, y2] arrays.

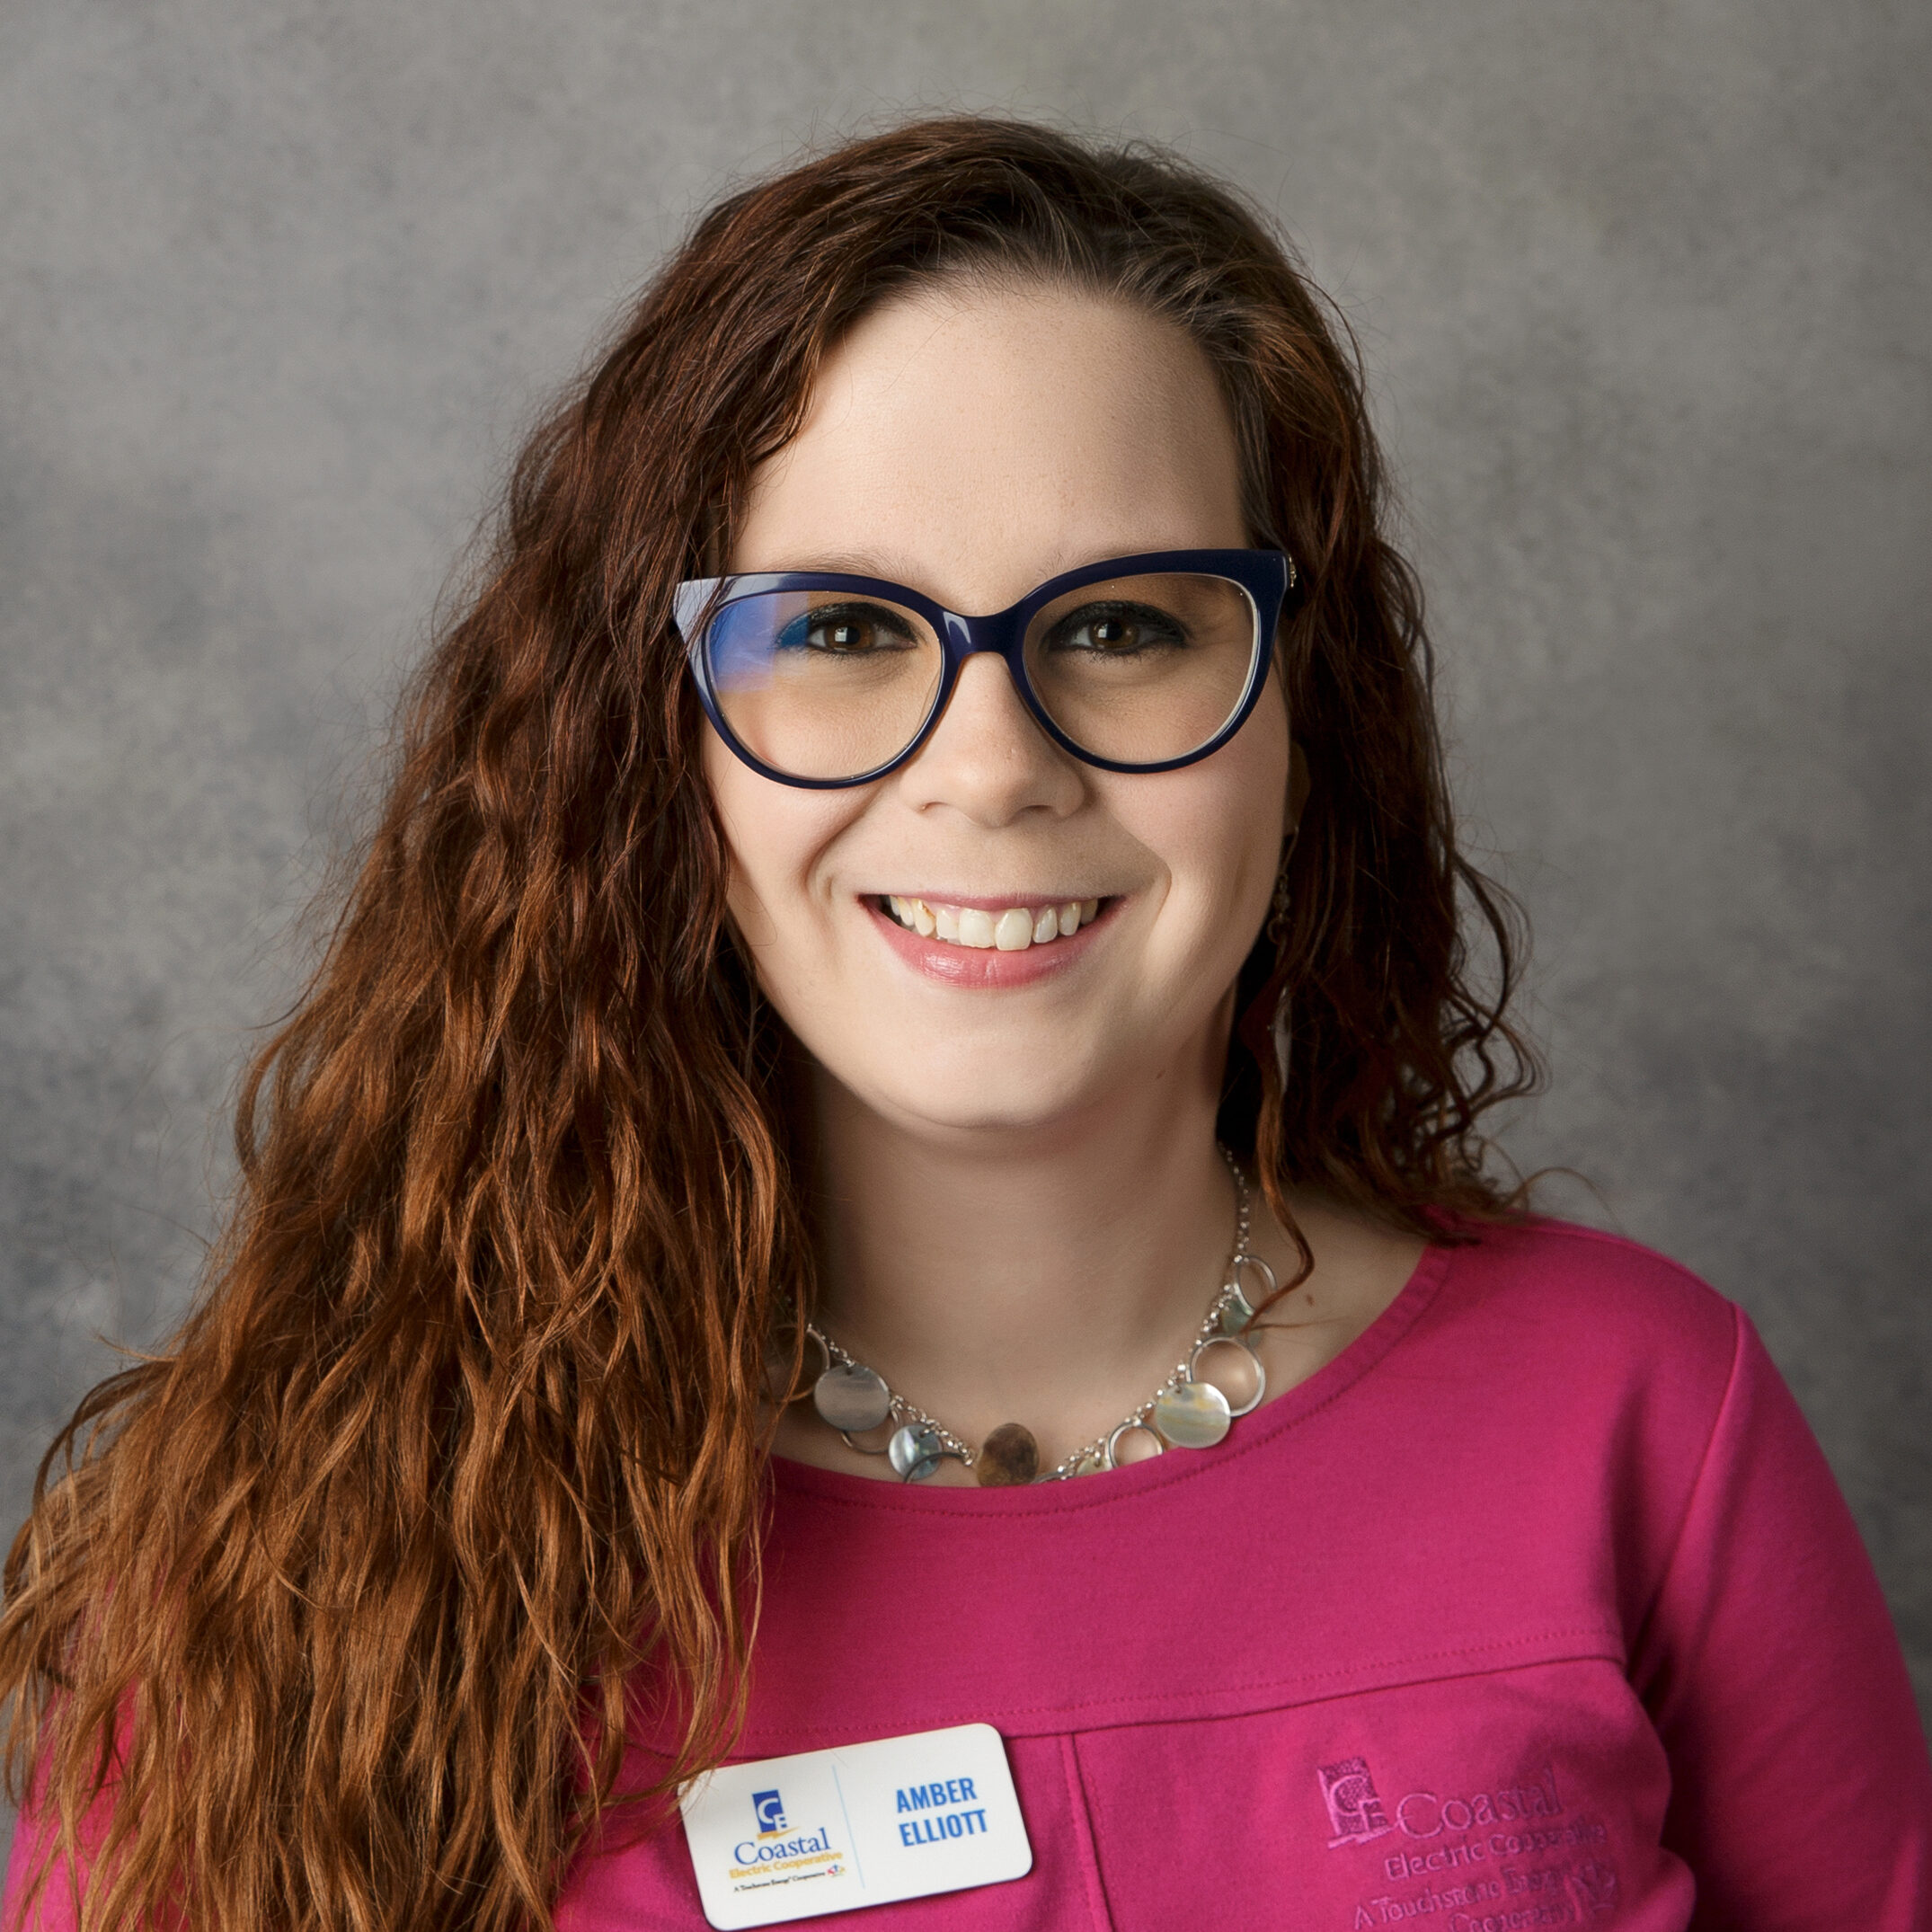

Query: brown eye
[[809, 615, 883, 652], [1048, 601, 1188, 655], [775, 602, 918, 654]]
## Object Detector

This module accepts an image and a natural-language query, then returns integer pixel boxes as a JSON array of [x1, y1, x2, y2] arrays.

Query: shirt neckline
[[767, 1229, 1457, 1517]]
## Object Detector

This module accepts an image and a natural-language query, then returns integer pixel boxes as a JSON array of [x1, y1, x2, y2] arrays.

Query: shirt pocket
[[1065, 1656, 1695, 1931]]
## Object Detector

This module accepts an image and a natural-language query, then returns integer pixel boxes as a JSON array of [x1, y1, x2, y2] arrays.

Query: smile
[[881, 895, 1103, 952]]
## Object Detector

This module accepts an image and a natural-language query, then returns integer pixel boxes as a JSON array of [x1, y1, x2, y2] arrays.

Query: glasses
[[677, 548, 1296, 788]]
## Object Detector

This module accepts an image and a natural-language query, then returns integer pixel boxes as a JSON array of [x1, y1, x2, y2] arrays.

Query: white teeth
[[886, 895, 1105, 949]]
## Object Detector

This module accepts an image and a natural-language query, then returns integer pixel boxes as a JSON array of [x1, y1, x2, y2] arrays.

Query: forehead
[[731, 280, 1248, 611]]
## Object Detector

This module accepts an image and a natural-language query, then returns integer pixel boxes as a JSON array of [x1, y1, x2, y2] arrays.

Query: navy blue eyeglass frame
[[675, 547, 1297, 790]]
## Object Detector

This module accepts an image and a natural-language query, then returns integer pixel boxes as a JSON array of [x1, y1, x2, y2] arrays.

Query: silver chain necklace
[[802, 1148, 1278, 1484]]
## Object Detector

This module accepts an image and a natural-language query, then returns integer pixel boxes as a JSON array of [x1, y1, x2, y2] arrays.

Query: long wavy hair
[[2, 116, 1534, 1932]]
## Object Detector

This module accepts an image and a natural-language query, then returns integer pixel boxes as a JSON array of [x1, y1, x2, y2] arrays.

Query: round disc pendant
[[975, 1422, 1039, 1487], [1152, 1379, 1233, 1449], [813, 1362, 892, 1434], [889, 1422, 945, 1482], [1189, 1335, 1267, 1416]]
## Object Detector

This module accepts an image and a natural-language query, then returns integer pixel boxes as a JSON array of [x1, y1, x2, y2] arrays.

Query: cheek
[[1121, 698, 1289, 938], [700, 725, 863, 947], [1177, 781, 1284, 933], [1224, 679, 1292, 887]]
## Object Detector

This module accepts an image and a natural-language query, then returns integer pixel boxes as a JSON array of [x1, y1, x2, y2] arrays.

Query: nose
[[894, 651, 1085, 826]]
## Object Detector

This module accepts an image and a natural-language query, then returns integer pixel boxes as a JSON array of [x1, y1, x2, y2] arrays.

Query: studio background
[[3, 0, 1927, 1849]]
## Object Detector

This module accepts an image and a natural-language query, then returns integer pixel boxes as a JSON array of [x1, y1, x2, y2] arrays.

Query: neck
[[804, 1036, 1239, 1467]]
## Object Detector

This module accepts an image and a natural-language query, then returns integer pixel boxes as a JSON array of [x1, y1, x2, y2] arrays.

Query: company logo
[[1319, 1758, 1393, 1846], [1320, 1755, 1584, 1871], [731, 1801, 836, 1872]]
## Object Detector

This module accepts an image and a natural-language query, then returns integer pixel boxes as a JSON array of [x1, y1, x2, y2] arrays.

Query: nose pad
[[900, 644, 1080, 820], [935, 612, 1039, 737], [943, 607, 1024, 662]]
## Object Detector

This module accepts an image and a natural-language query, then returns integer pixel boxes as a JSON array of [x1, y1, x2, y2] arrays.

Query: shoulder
[[1417, 1215, 1746, 1427], [1431, 1213, 1738, 1343], [1389, 1219, 1789, 1618]]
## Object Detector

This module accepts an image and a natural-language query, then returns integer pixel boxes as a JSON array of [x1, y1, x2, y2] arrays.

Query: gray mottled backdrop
[[3, 0, 1928, 1839]]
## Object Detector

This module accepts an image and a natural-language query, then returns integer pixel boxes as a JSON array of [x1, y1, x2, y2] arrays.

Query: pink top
[[8, 1221, 1929, 1928]]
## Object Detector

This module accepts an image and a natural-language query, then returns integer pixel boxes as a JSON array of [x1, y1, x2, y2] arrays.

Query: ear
[[1286, 739, 1311, 834]]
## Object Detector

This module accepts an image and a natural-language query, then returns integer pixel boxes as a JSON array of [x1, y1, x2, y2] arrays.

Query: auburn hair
[[2, 116, 1534, 1932]]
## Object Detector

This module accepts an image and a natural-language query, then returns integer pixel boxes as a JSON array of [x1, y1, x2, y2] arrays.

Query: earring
[[1265, 843, 1293, 949], [1237, 835, 1298, 1092], [1240, 751, 1307, 1095], [1264, 844, 1293, 1090]]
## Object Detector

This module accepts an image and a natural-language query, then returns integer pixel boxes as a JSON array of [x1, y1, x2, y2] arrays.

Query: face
[[702, 280, 1291, 1139]]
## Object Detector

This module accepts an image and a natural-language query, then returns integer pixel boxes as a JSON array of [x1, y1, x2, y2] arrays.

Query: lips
[[867, 893, 1115, 988], [882, 894, 1102, 952]]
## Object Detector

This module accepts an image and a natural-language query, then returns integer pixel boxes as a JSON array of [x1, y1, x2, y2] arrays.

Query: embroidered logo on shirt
[[1319, 1758, 1394, 1846], [1321, 1759, 1585, 1855], [750, 1789, 787, 1837]]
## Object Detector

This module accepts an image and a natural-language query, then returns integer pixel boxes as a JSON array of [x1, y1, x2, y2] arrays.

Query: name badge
[[679, 1722, 1032, 1928]]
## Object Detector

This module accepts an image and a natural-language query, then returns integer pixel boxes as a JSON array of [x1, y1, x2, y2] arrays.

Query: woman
[[4, 117, 1927, 1932]]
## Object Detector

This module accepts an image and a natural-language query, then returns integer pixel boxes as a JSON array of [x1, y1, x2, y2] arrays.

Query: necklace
[[801, 1148, 1278, 1484]]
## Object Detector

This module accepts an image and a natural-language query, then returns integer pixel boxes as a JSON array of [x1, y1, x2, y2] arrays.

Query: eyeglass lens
[[703, 572, 1261, 783]]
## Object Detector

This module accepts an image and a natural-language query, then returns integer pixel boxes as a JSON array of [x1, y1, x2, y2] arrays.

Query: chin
[[855, 1055, 1108, 1139]]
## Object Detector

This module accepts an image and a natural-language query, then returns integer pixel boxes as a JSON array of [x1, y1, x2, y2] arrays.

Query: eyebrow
[[745, 547, 1169, 594], [775, 551, 909, 580]]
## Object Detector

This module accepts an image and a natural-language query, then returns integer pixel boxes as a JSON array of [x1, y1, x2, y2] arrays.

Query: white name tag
[[679, 1722, 1032, 1928]]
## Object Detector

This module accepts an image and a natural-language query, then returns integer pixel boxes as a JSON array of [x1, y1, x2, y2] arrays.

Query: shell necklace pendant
[[802, 1148, 1276, 1484]]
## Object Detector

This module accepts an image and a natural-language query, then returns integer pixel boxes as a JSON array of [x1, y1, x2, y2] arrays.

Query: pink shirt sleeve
[[4, 1797, 79, 1932], [1631, 1306, 1932, 1927], [3, 1713, 138, 1932]]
